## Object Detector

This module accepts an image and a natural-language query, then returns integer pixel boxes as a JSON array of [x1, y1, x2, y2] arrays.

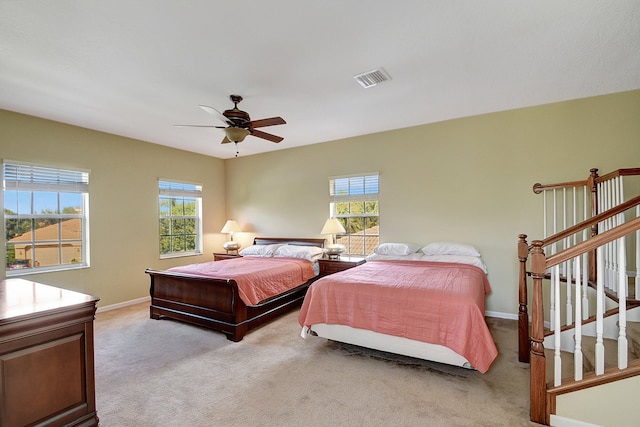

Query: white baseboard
[[486, 310, 517, 320], [97, 296, 150, 313], [550, 414, 603, 427]]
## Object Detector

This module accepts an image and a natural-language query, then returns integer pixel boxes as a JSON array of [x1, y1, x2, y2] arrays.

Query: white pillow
[[373, 243, 421, 256], [273, 245, 324, 261], [366, 253, 424, 261], [239, 244, 283, 257], [420, 254, 488, 273], [421, 242, 481, 257]]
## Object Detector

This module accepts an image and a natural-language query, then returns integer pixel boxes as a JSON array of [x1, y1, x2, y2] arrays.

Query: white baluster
[[574, 255, 583, 381], [553, 188, 557, 248], [563, 188, 567, 275], [550, 189, 557, 331], [618, 236, 628, 370], [554, 264, 562, 386], [582, 252, 590, 320], [611, 177, 621, 293], [571, 187, 578, 246], [566, 257, 572, 326], [597, 182, 602, 217], [550, 264, 556, 331], [605, 179, 613, 290], [583, 187, 589, 319], [565, 187, 575, 326], [596, 246, 605, 375], [543, 190, 547, 239]]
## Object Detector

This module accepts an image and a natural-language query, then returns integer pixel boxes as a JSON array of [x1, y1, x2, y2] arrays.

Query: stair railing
[[527, 213, 640, 425], [519, 168, 640, 364], [595, 168, 640, 296], [518, 194, 640, 363]]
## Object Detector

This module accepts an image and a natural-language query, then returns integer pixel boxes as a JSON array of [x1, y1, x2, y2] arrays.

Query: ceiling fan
[[175, 95, 286, 145]]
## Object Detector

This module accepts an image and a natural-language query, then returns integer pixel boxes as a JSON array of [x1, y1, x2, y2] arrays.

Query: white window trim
[[3, 160, 91, 276], [158, 179, 203, 259], [329, 172, 380, 256]]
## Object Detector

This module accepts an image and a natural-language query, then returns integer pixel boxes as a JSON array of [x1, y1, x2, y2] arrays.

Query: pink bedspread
[[168, 257, 316, 306], [298, 260, 498, 373]]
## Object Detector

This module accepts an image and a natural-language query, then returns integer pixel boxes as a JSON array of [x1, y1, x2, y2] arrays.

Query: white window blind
[[159, 180, 202, 197], [3, 161, 90, 275], [3, 163, 89, 193], [328, 173, 379, 256], [329, 173, 379, 202]]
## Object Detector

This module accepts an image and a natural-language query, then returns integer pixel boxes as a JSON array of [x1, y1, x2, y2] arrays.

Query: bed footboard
[[145, 269, 310, 341]]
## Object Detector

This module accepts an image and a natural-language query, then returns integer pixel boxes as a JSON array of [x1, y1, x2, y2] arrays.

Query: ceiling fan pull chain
[[235, 142, 239, 157]]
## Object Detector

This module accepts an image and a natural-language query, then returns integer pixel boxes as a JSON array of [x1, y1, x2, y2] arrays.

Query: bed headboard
[[254, 237, 325, 248]]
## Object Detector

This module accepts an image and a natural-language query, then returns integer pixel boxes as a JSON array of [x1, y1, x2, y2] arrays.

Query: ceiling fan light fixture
[[224, 127, 250, 142], [353, 67, 391, 88]]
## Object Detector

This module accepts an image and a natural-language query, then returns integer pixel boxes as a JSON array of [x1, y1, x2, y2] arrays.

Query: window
[[3, 161, 89, 275], [329, 173, 379, 256], [159, 180, 202, 258]]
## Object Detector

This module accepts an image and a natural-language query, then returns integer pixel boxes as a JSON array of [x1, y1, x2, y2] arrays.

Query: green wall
[[224, 89, 640, 315], [0, 109, 227, 306], [1, 89, 639, 313]]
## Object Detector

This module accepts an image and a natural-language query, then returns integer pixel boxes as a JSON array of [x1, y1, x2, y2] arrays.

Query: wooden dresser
[[0, 278, 100, 427]]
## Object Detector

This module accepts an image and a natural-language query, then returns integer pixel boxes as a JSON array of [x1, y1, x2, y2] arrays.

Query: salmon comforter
[[168, 257, 316, 306], [298, 260, 498, 373]]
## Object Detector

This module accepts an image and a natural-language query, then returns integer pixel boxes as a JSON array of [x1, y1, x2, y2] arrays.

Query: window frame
[[158, 179, 203, 259], [3, 161, 90, 276], [329, 173, 379, 256]]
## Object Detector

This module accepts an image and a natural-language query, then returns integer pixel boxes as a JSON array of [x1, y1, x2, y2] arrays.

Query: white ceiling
[[1, 1, 639, 159]]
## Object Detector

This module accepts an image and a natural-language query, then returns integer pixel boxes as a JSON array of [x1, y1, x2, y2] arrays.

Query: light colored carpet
[[94, 303, 541, 426]]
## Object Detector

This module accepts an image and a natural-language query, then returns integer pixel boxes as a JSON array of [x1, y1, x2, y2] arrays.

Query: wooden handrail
[[540, 194, 640, 249], [595, 167, 640, 183], [544, 216, 640, 268], [532, 180, 587, 194], [531, 168, 640, 194]]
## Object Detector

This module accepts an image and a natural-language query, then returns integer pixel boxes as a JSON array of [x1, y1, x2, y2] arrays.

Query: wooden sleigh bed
[[146, 237, 324, 341], [298, 242, 499, 373]]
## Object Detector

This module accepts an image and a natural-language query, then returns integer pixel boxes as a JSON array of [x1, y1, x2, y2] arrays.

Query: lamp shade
[[224, 127, 250, 142], [221, 220, 241, 234], [321, 218, 346, 235]]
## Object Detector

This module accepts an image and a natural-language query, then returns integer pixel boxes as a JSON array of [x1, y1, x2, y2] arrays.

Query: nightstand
[[318, 256, 366, 277], [213, 252, 242, 261]]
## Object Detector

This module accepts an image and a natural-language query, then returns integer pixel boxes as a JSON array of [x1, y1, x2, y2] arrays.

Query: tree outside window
[[159, 180, 202, 257], [329, 174, 379, 256], [3, 163, 88, 274]]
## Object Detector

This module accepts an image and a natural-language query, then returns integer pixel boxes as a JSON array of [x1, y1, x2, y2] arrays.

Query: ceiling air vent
[[353, 67, 391, 88]]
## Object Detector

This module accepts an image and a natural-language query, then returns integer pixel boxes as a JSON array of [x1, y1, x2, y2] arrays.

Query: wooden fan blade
[[251, 129, 283, 143], [199, 105, 230, 124], [250, 117, 286, 128], [174, 124, 225, 128]]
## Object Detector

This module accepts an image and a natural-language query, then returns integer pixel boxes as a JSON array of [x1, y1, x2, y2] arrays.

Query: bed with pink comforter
[[146, 237, 324, 341], [168, 257, 316, 306], [298, 259, 498, 373]]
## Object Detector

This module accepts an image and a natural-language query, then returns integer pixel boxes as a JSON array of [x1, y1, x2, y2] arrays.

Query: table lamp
[[221, 220, 242, 253], [321, 217, 346, 259]]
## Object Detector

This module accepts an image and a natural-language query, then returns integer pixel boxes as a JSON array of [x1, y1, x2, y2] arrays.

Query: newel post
[[529, 240, 547, 425], [518, 234, 530, 363]]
